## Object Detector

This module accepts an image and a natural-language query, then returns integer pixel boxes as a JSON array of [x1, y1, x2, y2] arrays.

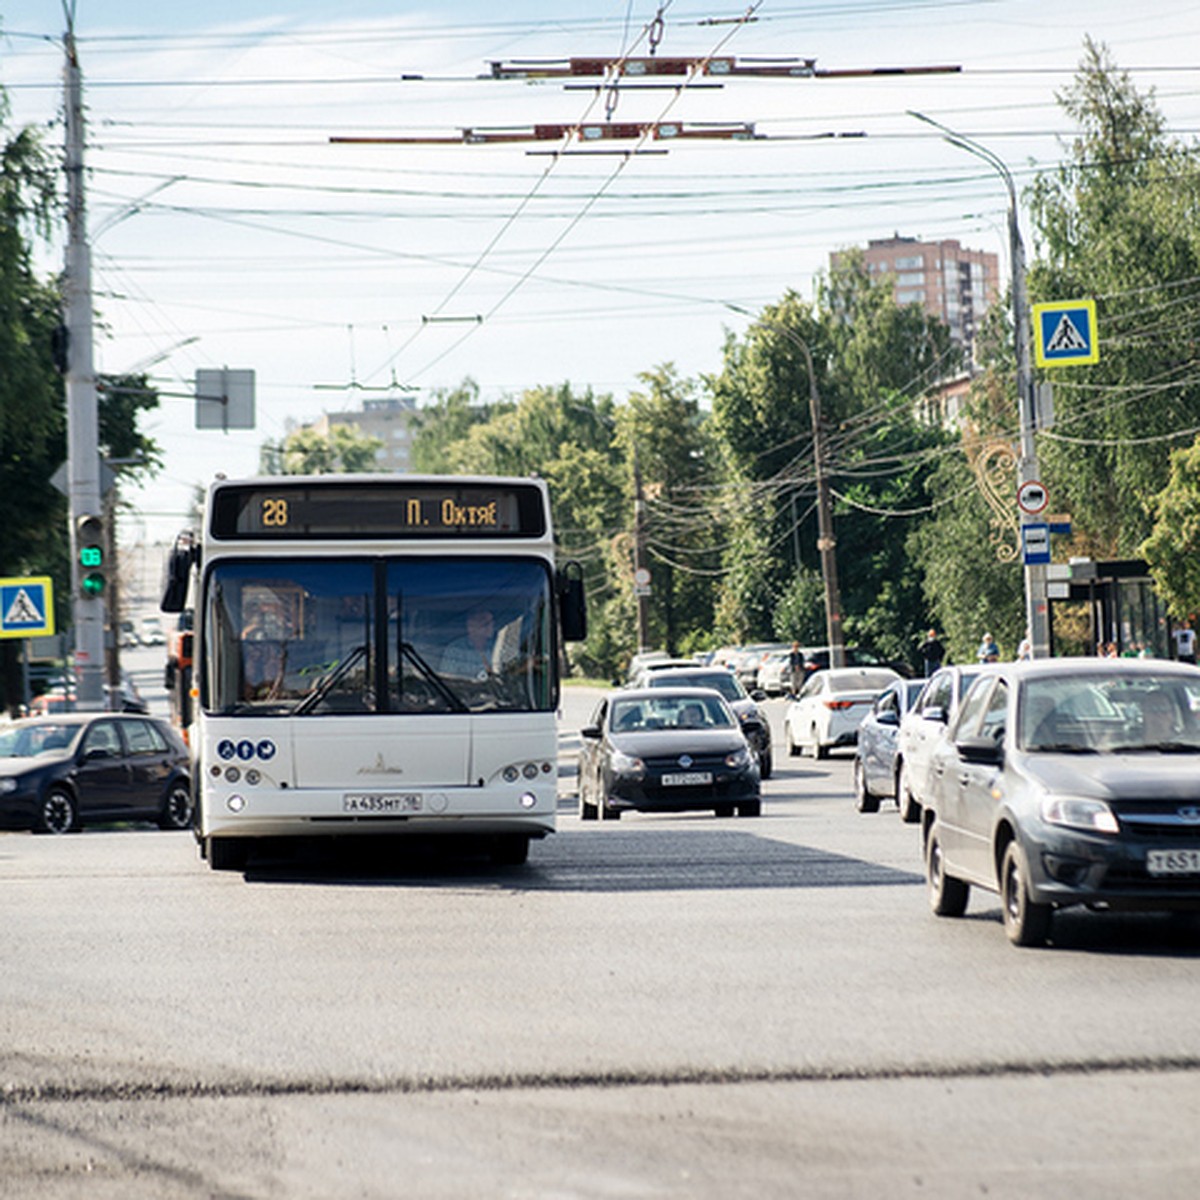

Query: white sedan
[[785, 667, 902, 759]]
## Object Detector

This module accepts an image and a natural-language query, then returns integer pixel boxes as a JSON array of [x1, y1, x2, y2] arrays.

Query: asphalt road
[[2, 676, 1200, 1197]]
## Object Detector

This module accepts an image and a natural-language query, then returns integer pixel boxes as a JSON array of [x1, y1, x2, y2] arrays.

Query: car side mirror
[[922, 705, 948, 724], [877, 710, 899, 727], [581, 725, 601, 740], [955, 735, 1003, 765], [750, 689, 767, 702]]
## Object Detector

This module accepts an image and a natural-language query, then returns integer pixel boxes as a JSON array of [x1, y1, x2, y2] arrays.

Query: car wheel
[[599, 798, 621, 821], [786, 722, 801, 757], [157, 779, 194, 831], [812, 727, 828, 760], [36, 787, 77, 835], [1001, 841, 1052, 947], [896, 762, 920, 824], [927, 826, 969, 916], [759, 749, 773, 780], [736, 799, 761, 817], [854, 759, 880, 814], [714, 803, 735, 818]]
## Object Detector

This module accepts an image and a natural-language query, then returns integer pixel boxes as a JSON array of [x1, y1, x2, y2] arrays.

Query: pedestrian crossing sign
[[1032, 299, 1099, 368], [0, 575, 55, 639]]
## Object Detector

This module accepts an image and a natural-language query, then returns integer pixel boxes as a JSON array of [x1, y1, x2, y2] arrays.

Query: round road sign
[[1017, 480, 1049, 515]]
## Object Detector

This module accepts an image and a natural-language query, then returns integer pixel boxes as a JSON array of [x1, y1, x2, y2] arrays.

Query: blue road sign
[[1033, 299, 1099, 368], [1022, 524, 1051, 566], [0, 575, 55, 639]]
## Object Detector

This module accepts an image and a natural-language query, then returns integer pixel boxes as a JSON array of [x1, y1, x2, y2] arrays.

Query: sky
[[2, 1, 1199, 547]]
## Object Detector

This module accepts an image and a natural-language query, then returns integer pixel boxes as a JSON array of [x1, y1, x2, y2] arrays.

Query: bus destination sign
[[211, 481, 546, 540]]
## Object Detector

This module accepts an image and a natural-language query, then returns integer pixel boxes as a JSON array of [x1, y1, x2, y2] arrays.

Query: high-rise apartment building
[[835, 235, 1000, 358]]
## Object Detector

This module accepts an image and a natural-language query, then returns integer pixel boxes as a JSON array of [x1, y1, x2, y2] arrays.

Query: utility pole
[[632, 449, 651, 653], [726, 304, 846, 668], [63, 21, 106, 708], [912, 113, 1049, 658], [801, 336, 846, 668]]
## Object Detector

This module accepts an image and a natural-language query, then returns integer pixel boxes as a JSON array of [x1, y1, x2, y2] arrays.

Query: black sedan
[[0, 714, 192, 834], [922, 658, 1200, 946], [630, 665, 773, 779], [578, 687, 761, 820]]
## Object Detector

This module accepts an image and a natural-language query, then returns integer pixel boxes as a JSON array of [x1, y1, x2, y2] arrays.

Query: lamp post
[[727, 304, 846, 668], [911, 112, 1049, 659]]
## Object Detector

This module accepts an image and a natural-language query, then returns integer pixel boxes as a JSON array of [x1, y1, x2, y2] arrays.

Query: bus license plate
[[662, 771, 712, 786], [1147, 849, 1200, 876], [343, 792, 422, 815]]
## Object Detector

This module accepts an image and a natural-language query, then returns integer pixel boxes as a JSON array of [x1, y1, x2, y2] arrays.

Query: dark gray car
[[922, 658, 1200, 946]]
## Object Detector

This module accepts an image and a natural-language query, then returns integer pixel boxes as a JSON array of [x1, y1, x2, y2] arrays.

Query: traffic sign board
[[1017, 480, 1048, 515], [1033, 300, 1099, 368], [0, 575, 55, 639], [1021, 524, 1051, 565]]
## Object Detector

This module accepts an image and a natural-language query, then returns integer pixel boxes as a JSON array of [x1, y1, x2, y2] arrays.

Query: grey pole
[[911, 112, 1049, 659], [63, 26, 106, 707]]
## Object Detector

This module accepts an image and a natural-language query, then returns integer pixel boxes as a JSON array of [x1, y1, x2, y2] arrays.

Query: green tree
[[1140, 437, 1200, 619], [1027, 37, 1200, 553], [269, 423, 384, 475]]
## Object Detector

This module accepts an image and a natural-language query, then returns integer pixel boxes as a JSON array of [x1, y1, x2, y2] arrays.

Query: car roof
[[615, 686, 736, 702]]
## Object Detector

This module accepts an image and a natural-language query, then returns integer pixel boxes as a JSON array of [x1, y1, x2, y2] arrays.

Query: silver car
[[923, 658, 1200, 946], [895, 664, 997, 823]]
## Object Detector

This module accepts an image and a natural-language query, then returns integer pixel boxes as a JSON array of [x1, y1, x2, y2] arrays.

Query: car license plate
[[662, 771, 712, 786], [343, 792, 422, 814], [1147, 849, 1200, 876]]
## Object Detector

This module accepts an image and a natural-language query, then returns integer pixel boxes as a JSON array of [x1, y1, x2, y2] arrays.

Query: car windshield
[[1020, 673, 1200, 753], [0, 722, 79, 757], [611, 694, 735, 732]]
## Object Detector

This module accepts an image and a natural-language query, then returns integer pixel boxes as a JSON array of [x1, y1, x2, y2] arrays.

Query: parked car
[[785, 667, 902, 759], [853, 677, 927, 813], [578, 687, 761, 820], [922, 658, 1200, 946], [895, 664, 997, 823], [631, 665, 773, 779], [0, 713, 192, 834], [756, 649, 794, 696], [733, 643, 790, 690]]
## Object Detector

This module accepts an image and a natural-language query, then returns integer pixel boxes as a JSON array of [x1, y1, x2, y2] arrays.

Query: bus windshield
[[205, 557, 554, 716]]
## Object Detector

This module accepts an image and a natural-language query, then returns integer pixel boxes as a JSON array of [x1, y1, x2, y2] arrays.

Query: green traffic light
[[80, 572, 106, 597]]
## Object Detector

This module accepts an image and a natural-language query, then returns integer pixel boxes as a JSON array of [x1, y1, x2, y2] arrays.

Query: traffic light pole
[[63, 27, 106, 708]]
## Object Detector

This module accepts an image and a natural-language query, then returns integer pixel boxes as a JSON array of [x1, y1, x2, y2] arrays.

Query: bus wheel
[[490, 834, 529, 866], [208, 837, 248, 872]]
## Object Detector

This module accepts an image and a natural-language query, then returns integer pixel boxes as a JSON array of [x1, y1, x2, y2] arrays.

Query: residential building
[[835, 235, 1000, 360]]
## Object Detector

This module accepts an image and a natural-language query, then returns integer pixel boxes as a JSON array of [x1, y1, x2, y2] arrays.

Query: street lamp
[[910, 112, 1049, 659], [727, 304, 846, 668]]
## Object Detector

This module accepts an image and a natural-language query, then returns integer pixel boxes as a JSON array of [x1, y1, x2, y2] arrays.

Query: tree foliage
[[1028, 37, 1200, 554]]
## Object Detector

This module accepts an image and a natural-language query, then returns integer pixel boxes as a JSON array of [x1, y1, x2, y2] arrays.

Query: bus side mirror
[[558, 561, 587, 642], [161, 531, 197, 614]]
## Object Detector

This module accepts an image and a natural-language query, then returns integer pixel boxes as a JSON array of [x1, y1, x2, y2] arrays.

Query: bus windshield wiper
[[400, 642, 468, 713], [294, 644, 368, 715]]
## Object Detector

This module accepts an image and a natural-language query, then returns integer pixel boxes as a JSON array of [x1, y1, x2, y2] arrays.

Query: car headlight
[[725, 747, 753, 769], [0, 778, 19, 794], [1041, 796, 1119, 834], [610, 749, 644, 775]]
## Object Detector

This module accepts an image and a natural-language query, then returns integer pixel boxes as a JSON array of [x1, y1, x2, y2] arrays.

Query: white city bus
[[161, 474, 586, 871]]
